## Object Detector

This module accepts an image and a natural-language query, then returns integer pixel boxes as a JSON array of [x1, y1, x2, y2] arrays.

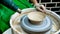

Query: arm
[[30, 0, 46, 12], [1, 0, 21, 13], [30, 0, 38, 4]]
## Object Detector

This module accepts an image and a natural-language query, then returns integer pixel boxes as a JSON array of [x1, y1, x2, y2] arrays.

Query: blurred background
[[39, 0, 60, 15]]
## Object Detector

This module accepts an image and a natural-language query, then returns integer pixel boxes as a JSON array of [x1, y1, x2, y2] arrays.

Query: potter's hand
[[17, 8, 22, 13], [35, 3, 46, 12]]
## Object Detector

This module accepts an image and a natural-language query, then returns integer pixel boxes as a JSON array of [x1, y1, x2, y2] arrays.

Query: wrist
[[34, 2, 38, 5], [17, 8, 21, 13], [34, 3, 40, 7]]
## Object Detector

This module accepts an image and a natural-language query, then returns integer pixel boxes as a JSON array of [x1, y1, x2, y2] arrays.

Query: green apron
[[0, 0, 33, 33]]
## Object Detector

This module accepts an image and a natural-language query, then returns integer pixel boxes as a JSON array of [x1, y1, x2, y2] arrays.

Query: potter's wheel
[[20, 14, 52, 34], [10, 8, 60, 34]]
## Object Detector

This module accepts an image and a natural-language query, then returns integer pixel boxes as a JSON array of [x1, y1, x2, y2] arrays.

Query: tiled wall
[[39, 0, 60, 15]]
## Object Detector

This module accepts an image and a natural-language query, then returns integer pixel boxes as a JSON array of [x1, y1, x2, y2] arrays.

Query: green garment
[[0, 0, 33, 33]]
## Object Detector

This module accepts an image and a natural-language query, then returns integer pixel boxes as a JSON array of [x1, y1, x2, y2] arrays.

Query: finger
[[41, 6, 46, 13], [37, 7, 46, 13], [36, 7, 44, 12], [40, 5, 46, 10], [40, 5, 46, 13], [42, 10, 46, 13]]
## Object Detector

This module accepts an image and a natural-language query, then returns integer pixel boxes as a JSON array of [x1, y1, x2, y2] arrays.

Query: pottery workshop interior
[[0, 0, 60, 34]]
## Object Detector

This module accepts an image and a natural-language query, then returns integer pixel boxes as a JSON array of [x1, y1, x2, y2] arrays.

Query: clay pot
[[27, 11, 46, 25]]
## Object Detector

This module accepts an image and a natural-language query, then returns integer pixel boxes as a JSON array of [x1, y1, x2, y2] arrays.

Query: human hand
[[35, 3, 46, 12]]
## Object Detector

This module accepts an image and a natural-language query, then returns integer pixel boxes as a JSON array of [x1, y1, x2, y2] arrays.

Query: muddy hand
[[35, 3, 46, 13]]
